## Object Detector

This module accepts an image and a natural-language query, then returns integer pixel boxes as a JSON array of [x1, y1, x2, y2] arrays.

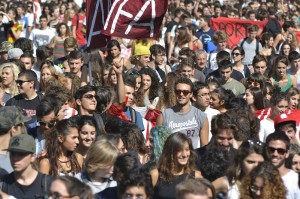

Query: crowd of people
[[1, 0, 300, 198]]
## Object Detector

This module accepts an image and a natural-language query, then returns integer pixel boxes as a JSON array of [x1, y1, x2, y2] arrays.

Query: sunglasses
[[15, 80, 32, 85], [249, 185, 262, 193], [83, 94, 98, 99], [267, 146, 287, 155], [175, 90, 191, 96], [232, 53, 241, 56], [37, 120, 56, 128], [247, 80, 260, 87]]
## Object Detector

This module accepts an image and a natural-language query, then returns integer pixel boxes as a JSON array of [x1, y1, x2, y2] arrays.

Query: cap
[[134, 43, 150, 56], [0, 106, 31, 133], [8, 48, 23, 59], [0, 41, 13, 53], [274, 113, 296, 126], [8, 134, 36, 153]]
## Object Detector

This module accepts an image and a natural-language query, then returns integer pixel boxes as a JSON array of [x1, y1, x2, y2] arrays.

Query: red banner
[[211, 17, 300, 50], [86, 0, 168, 49]]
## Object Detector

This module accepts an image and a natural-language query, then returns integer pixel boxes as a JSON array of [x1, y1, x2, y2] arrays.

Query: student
[[0, 134, 53, 198], [5, 70, 43, 136], [176, 179, 210, 199], [157, 77, 209, 148], [218, 60, 245, 96], [0, 106, 30, 174], [265, 132, 300, 199]]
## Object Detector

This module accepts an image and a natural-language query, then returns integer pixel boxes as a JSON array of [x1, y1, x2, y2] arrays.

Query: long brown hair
[[158, 132, 197, 182], [43, 119, 81, 175]]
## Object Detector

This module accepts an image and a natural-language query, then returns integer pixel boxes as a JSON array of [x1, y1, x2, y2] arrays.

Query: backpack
[[241, 37, 260, 55], [128, 106, 137, 124]]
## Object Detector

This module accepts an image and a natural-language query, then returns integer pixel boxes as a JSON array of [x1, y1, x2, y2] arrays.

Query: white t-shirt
[[205, 107, 220, 141], [29, 27, 55, 53], [282, 170, 300, 199], [259, 119, 275, 142]]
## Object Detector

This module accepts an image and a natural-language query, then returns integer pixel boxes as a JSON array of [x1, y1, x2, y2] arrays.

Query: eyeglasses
[[232, 53, 241, 56], [267, 146, 287, 155], [37, 120, 56, 128], [249, 185, 262, 193], [83, 94, 98, 99], [247, 80, 260, 87], [15, 80, 32, 85], [175, 90, 191, 96]]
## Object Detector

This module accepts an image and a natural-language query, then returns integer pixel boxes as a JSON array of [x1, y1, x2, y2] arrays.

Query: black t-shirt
[[6, 93, 42, 125], [0, 21, 14, 43], [1, 172, 53, 199], [6, 93, 42, 137]]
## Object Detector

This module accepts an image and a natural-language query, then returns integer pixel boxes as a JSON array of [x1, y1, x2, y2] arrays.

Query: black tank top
[[153, 171, 196, 199]]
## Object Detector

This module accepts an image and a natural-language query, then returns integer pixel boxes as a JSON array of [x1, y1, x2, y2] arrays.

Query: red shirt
[[72, 13, 86, 46]]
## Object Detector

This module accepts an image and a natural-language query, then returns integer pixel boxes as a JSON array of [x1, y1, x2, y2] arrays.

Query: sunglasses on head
[[267, 146, 287, 155], [37, 120, 56, 128], [247, 80, 260, 87], [15, 80, 32, 85], [83, 94, 98, 99], [175, 90, 191, 96]]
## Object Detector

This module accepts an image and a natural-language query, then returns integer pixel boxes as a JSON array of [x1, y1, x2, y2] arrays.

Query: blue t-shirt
[[195, 28, 216, 53], [124, 107, 145, 131]]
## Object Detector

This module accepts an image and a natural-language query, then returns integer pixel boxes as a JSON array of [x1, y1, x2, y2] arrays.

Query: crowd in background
[[0, 0, 300, 199]]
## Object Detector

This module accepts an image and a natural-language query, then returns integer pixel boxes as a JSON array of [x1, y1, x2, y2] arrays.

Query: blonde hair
[[84, 140, 118, 174], [0, 62, 20, 97], [39, 62, 57, 91], [212, 30, 229, 45]]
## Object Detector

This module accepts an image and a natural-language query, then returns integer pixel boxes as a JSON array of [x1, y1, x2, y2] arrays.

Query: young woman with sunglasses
[[232, 47, 250, 78], [213, 140, 265, 198], [240, 162, 286, 199], [39, 119, 82, 176], [0, 62, 20, 106], [270, 55, 297, 92]]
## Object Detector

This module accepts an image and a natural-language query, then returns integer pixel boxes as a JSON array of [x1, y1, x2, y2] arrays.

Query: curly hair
[[43, 119, 81, 175], [240, 162, 287, 199], [121, 123, 146, 155], [158, 132, 197, 182], [156, 72, 179, 110], [225, 108, 260, 141], [139, 67, 160, 101]]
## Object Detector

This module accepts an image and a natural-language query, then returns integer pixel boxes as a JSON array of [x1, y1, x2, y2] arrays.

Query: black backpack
[[240, 37, 260, 55]]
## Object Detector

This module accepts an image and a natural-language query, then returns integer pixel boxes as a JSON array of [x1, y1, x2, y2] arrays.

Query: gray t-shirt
[[239, 38, 262, 65], [162, 106, 207, 148]]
